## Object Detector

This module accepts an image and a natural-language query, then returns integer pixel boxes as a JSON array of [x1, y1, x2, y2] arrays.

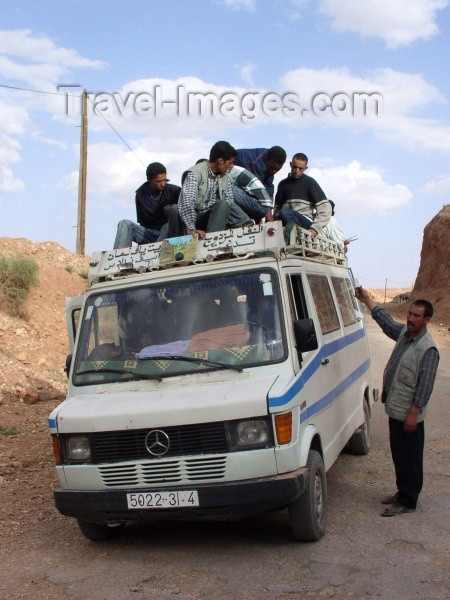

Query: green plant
[[0, 425, 20, 436], [78, 269, 88, 280], [65, 265, 74, 273], [0, 253, 39, 317], [0, 347, 14, 360]]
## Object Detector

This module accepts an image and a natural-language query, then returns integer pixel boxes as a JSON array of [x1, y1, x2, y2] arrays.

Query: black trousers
[[389, 417, 425, 508]]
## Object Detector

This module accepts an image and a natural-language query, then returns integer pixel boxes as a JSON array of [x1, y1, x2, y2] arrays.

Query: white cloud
[[222, 0, 256, 11], [0, 101, 30, 196], [0, 29, 105, 69], [280, 66, 450, 153], [0, 29, 106, 89], [420, 175, 450, 196], [0, 135, 24, 195], [319, 0, 448, 48], [308, 161, 412, 216], [62, 136, 212, 208], [0, 29, 107, 198], [239, 62, 256, 87]]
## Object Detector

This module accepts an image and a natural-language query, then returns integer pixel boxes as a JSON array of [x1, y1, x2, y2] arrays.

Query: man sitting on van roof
[[166, 141, 237, 239], [227, 165, 274, 225], [234, 146, 286, 200], [274, 153, 331, 238], [114, 162, 180, 249]]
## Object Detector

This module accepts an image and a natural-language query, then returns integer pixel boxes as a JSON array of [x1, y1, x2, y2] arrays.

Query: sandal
[[381, 492, 400, 505], [381, 503, 416, 517]]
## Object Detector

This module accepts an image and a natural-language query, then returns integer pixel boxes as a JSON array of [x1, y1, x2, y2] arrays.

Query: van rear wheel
[[346, 399, 371, 455], [77, 519, 125, 541], [288, 449, 327, 542]]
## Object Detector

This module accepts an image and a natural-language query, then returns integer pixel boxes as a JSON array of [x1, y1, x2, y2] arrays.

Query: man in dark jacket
[[113, 162, 180, 248], [234, 146, 286, 199]]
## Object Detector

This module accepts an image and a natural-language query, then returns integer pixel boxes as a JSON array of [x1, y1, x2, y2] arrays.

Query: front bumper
[[54, 468, 308, 524]]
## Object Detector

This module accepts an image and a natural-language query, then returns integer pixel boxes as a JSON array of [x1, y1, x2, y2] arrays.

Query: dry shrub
[[0, 253, 39, 317]]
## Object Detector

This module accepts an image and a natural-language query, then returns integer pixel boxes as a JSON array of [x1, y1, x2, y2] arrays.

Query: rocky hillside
[[0, 238, 89, 408]]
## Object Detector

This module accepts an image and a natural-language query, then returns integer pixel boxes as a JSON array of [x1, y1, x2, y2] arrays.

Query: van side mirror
[[293, 318, 318, 353], [64, 354, 72, 378]]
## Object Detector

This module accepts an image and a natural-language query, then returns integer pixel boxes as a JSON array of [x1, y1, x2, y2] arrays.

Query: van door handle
[[321, 358, 330, 365]]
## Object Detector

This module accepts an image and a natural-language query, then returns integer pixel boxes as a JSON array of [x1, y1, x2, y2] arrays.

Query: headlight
[[226, 418, 273, 451], [65, 435, 92, 462]]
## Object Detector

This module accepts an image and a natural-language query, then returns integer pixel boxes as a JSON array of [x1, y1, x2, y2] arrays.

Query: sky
[[0, 0, 449, 288]]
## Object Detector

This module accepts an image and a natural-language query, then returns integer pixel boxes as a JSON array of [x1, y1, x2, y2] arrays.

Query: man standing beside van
[[355, 288, 439, 517]]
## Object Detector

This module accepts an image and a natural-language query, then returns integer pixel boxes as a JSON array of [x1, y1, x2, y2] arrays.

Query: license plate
[[126, 490, 199, 510]]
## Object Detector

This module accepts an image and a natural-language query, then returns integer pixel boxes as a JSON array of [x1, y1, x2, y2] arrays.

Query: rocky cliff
[[411, 204, 450, 322]]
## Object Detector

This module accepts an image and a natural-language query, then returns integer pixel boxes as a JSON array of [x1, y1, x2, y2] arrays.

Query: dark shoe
[[381, 492, 400, 505], [381, 503, 416, 517]]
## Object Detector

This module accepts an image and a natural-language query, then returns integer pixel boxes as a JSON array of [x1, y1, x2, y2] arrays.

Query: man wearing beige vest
[[355, 288, 439, 516]]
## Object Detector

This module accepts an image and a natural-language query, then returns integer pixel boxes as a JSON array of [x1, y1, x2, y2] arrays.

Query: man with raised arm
[[355, 287, 439, 517]]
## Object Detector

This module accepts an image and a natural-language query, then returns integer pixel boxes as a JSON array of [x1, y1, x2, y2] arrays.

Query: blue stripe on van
[[299, 358, 370, 422], [268, 327, 368, 409], [48, 418, 57, 430]]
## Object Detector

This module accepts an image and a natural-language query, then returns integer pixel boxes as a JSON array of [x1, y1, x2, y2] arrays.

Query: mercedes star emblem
[[145, 429, 170, 457]]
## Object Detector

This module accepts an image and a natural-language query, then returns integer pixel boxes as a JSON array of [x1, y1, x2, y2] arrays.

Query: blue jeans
[[114, 219, 161, 249], [278, 207, 312, 229], [230, 185, 269, 224]]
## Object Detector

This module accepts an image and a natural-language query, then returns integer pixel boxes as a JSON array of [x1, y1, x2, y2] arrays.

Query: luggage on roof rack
[[87, 222, 346, 284]]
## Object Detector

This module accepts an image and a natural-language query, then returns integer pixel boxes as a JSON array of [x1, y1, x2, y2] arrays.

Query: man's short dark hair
[[266, 146, 286, 164], [292, 152, 308, 164], [412, 299, 434, 319], [209, 141, 237, 162], [146, 162, 166, 179]]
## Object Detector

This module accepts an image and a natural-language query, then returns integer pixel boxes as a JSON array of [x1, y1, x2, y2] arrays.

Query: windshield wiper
[[75, 368, 163, 381], [137, 354, 243, 372]]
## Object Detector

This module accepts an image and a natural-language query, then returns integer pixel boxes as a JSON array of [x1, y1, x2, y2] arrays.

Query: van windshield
[[73, 269, 285, 385]]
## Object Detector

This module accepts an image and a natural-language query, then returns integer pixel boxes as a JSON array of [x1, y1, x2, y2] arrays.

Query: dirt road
[[0, 318, 448, 600]]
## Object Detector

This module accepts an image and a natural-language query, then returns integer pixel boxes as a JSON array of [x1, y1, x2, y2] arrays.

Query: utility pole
[[76, 89, 88, 255]]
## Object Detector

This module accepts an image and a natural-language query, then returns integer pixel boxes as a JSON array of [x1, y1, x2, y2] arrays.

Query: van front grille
[[88, 422, 228, 464], [99, 456, 227, 487]]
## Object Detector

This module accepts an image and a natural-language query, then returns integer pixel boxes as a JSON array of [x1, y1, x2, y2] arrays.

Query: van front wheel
[[77, 519, 125, 541], [288, 449, 327, 542]]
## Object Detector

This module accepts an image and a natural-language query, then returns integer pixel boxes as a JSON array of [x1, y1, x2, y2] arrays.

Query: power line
[[0, 83, 68, 96], [0, 83, 145, 166], [86, 95, 146, 167]]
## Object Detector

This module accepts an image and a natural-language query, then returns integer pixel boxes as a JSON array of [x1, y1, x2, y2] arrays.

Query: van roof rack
[[88, 222, 346, 284]]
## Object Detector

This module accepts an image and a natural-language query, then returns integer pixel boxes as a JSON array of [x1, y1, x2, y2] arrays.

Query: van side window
[[286, 275, 308, 321], [71, 308, 81, 339], [307, 275, 340, 334], [346, 278, 359, 312], [331, 277, 358, 326]]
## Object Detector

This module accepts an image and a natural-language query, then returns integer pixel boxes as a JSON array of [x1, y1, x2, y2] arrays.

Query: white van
[[49, 222, 374, 542]]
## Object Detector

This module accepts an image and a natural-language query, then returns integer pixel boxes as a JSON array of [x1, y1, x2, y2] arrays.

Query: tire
[[77, 519, 125, 541], [346, 399, 371, 456], [288, 449, 327, 542]]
